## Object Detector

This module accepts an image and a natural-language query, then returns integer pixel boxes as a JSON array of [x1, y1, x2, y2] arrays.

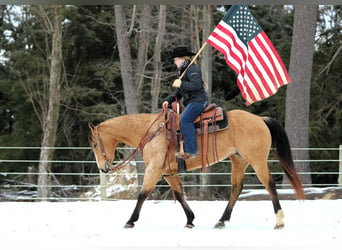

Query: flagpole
[[178, 41, 208, 80]]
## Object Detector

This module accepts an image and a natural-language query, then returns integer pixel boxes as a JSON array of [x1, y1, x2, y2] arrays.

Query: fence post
[[339, 145, 342, 186], [100, 172, 107, 200]]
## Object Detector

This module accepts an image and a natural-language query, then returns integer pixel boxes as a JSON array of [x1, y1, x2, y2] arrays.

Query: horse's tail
[[263, 117, 305, 200]]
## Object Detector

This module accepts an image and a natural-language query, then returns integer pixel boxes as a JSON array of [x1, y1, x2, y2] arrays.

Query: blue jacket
[[164, 60, 208, 107]]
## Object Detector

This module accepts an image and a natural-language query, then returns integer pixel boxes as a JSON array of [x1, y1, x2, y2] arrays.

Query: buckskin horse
[[88, 108, 304, 229]]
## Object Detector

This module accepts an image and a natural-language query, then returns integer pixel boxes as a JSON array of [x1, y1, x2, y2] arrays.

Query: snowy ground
[[1, 200, 341, 250]]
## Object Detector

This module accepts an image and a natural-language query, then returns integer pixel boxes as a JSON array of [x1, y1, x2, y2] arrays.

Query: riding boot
[[177, 158, 186, 173]]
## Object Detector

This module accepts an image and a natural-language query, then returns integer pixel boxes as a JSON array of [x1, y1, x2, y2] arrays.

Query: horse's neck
[[101, 114, 156, 148]]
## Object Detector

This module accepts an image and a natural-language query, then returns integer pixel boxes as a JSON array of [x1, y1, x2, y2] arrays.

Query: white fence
[[0, 146, 341, 201]]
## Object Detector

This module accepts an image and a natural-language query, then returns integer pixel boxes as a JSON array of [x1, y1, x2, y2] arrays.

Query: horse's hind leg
[[252, 163, 284, 229], [164, 174, 195, 228], [215, 154, 248, 229]]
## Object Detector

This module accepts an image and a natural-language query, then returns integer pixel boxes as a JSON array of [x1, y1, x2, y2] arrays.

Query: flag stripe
[[207, 22, 247, 73], [259, 32, 291, 84], [246, 51, 273, 99], [237, 75, 255, 104], [241, 73, 259, 104], [254, 34, 284, 87], [248, 39, 279, 95], [207, 32, 240, 73]]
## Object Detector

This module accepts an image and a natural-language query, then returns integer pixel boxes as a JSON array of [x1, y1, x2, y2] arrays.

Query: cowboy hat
[[170, 46, 196, 58]]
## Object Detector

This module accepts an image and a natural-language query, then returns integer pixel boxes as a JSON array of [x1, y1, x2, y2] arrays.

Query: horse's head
[[88, 122, 116, 173]]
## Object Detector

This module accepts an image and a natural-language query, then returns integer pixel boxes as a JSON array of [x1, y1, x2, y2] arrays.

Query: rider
[[162, 46, 208, 160]]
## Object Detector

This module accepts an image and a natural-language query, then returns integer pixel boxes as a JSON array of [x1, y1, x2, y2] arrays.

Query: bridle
[[95, 108, 169, 173], [96, 127, 113, 171]]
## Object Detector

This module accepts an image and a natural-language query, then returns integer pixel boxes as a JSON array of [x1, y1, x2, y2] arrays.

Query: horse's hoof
[[274, 223, 284, 230], [185, 223, 194, 228], [214, 221, 225, 229], [124, 223, 134, 229]]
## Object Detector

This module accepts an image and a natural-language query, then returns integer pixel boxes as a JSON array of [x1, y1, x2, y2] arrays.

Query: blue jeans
[[180, 102, 208, 155]]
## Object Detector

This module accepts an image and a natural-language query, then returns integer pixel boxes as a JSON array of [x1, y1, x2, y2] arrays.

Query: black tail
[[263, 117, 305, 200]]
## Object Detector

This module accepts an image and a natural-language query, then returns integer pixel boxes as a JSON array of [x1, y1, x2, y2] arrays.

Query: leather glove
[[172, 79, 182, 88]]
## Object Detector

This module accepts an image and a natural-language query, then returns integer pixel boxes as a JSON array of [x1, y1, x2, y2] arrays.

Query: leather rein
[[96, 108, 169, 172]]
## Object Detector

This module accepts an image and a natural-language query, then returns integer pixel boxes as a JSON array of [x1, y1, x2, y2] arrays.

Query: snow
[[1, 200, 341, 250]]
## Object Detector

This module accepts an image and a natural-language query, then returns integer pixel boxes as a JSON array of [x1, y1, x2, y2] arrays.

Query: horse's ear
[[88, 122, 95, 131], [88, 122, 96, 146]]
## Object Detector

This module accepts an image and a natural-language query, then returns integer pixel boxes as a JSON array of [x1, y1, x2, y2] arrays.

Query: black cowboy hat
[[170, 46, 196, 59]]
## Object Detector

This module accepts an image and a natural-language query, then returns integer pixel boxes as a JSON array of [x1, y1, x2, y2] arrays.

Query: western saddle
[[166, 102, 229, 172]]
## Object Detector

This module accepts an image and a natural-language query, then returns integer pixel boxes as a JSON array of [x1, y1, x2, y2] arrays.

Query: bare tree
[[115, 5, 152, 114], [135, 5, 152, 109], [201, 5, 213, 102], [114, 5, 138, 114], [285, 5, 318, 187], [151, 5, 166, 113], [36, 5, 63, 199], [199, 5, 213, 199]]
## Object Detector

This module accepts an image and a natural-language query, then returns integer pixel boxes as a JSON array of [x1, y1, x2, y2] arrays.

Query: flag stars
[[226, 6, 262, 44]]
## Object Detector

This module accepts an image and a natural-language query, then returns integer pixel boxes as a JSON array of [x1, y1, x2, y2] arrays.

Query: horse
[[88, 108, 304, 229]]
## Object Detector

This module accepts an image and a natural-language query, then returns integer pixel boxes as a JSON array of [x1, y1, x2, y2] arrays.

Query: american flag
[[207, 5, 291, 105]]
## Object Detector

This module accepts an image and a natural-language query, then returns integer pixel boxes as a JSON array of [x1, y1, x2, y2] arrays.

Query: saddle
[[166, 102, 229, 172]]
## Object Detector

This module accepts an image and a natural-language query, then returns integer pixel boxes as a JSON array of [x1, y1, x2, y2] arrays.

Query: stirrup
[[177, 158, 186, 173]]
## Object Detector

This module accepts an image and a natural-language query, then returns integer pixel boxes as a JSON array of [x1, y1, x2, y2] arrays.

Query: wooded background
[[0, 5, 341, 200]]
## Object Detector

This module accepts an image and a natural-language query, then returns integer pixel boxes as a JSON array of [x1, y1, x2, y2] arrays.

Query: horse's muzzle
[[100, 163, 111, 174], [100, 168, 109, 174]]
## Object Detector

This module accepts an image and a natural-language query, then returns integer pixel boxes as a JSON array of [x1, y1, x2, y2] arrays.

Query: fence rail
[[0, 146, 341, 201]]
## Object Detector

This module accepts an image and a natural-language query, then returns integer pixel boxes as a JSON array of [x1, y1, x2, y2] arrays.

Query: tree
[[151, 5, 166, 113], [201, 5, 213, 102], [36, 6, 63, 199], [114, 5, 138, 115], [114, 5, 152, 115], [285, 5, 318, 186], [199, 5, 213, 199]]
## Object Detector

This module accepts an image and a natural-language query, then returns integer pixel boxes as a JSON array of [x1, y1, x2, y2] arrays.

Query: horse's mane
[[87, 113, 160, 147]]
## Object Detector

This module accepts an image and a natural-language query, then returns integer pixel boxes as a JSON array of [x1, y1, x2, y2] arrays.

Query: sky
[[1, 199, 341, 250]]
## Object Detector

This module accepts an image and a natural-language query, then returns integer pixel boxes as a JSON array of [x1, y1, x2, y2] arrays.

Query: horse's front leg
[[125, 165, 163, 228], [164, 174, 195, 228], [124, 192, 149, 228]]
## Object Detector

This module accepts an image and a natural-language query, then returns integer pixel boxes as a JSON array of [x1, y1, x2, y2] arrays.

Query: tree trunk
[[284, 5, 318, 187], [114, 5, 138, 114], [199, 5, 213, 200], [37, 5, 63, 200], [151, 5, 166, 113], [201, 5, 213, 102], [135, 5, 151, 110]]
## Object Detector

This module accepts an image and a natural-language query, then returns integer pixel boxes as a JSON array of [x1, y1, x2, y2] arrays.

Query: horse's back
[[227, 109, 263, 122], [227, 109, 268, 131]]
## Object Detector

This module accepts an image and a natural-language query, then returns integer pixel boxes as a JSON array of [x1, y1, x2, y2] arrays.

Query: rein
[[97, 108, 168, 172]]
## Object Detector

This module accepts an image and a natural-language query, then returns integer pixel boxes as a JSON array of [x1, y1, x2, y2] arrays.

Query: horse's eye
[[93, 143, 98, 148]]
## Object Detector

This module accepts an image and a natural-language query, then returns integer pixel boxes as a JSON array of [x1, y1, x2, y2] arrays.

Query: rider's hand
[[162, 101, 169, 109], [172, 79, 182, 88]]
